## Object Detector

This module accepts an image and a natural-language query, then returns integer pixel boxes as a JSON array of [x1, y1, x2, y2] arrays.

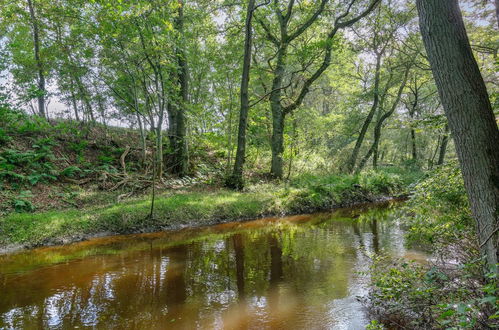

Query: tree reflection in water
[[0, 202, 422, 329]]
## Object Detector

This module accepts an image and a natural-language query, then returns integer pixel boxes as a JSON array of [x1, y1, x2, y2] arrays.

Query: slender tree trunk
[[417, 0, 499, 270], [136, 112, 147, 168], [97, 96, 107, 128], [168, 104, 177, 156], [357, 66, 410, 172], [228, 0, 256, 189], [495, 0, 499, 29], [428, 135, 440, 169], [437, 124, 449, 166], [75, 77, 95, 122], [27, 0, 45, 118], [410, 129, 417, 161], [149, 144, 156, 219], [346, 54, 382, 173], [156, 109, 164, 180], [69, 81, 80, 121], [226, 104, 234, 174]]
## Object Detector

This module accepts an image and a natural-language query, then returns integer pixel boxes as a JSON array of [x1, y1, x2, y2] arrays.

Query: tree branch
[[287, 0, 328, 42], [283, 0, 381, 114], [255, 16, 279, 46]]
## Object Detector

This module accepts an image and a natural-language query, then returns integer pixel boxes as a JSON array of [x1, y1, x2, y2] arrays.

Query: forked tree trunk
[[357, 66, 410, 172], [417, 0, 499, 270], [346, 54, 382, 173]]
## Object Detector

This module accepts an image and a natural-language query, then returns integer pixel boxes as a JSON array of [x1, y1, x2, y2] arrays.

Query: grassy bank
[[0, 170, 411, 251]]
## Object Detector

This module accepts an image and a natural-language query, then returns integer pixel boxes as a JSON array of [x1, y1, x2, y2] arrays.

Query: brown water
[[0, 202, 423, 330]]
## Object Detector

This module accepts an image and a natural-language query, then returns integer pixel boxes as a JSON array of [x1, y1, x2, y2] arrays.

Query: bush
[[367, 256, 499, 329], [358, 170, 403, 194], [404, 162, 473, 252], [12, 190, 35, 212], [366, 163, 499, 329]]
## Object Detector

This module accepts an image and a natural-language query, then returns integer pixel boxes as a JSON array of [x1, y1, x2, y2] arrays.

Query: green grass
[[0, 169, 411, 249]]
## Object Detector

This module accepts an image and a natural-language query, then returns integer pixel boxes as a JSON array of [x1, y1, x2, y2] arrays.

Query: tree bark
[[269, 43, 287, 179], [171, 0, 188, 177], [417, 0, 499, 270], [410, 128, 417, 161], [27, 0, 46, 118], [227, 0, 256, 189], [437, 124, 449, 166]]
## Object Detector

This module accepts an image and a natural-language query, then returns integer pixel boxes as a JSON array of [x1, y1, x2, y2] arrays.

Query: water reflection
[[0, 202, 420, 329]]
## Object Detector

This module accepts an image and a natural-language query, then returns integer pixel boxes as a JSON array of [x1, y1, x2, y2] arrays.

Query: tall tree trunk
[[417, 0, 499, 270], [346, 54, 382, 173], [27, 0, 46, 118], [228, 0, 256, 189], [171, 0, 188, 177], [269, 45, 287, 179], [270, 105, 285, 179], [437, 124, 449, 166]]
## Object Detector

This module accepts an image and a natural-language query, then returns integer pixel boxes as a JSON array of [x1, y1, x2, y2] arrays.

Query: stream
[[0, 201, 424, 329]]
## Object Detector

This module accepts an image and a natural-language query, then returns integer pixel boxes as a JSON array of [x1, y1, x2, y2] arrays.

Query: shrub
[[12, 190, 35, 212], [366, 163, 498, 329]]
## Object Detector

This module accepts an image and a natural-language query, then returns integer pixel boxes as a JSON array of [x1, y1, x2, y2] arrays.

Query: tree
[[226, 0, 257, 190], [356, 62, 411, 172], [417, 0, 499, 270], [169, 0, 189, 177], [26, 0, 46, 118], [255, 0, 380, 179]]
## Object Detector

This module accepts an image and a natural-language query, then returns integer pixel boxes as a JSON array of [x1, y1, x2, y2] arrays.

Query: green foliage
[[366, 320, 385, 330], [368, 256, 499, 329], [0, 133, 59, 190], [404, 162, 473, 250], [367, 162, 498, 328], [284, 170, 405, 213], [60, 166, 82, 178], [69, 140, 88, 164], [358, 170, 403, 194], [12, 190, 35, 213]]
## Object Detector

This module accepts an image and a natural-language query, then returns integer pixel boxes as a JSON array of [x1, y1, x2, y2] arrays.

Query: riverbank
[[0, 171, 410, 253]]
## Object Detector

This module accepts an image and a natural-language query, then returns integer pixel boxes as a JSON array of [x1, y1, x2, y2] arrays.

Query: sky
[[0, 0, 495, 123]]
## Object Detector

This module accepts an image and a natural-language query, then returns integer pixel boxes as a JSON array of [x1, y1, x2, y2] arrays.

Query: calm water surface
[[0, 202, 423, 329]]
